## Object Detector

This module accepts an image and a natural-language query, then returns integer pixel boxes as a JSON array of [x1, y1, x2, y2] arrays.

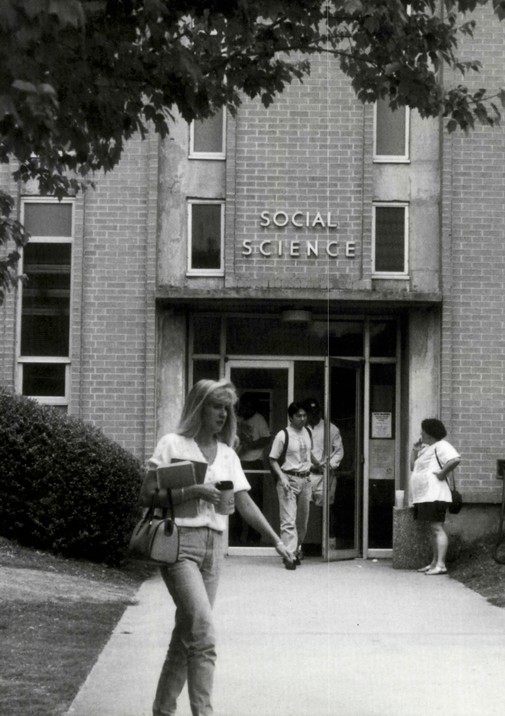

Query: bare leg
[[430, 521, 448, 569]]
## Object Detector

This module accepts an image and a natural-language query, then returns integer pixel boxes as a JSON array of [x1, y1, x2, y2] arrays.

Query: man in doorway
[[234, 393, 271, 544], [269, 402, 313, 569], [303, 398, 344, 549]]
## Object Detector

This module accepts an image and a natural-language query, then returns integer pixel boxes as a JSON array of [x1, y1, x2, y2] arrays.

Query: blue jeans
[[276, 474, 312, 554], [153, 527, 223, 716]]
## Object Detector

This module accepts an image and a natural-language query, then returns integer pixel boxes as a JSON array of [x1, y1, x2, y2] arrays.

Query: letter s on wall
[[260, 211, 271, 227]]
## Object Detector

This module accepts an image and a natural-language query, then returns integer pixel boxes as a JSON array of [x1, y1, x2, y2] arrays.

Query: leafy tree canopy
[[1, 0, 505, 301]]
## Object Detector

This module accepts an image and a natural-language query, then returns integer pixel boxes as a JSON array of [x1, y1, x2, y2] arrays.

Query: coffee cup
[[216, 480, 235, 515], [395, 490, 405, 509]]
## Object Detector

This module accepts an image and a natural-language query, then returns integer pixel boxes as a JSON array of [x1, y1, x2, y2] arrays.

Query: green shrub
[[0, 388, 143, 565]]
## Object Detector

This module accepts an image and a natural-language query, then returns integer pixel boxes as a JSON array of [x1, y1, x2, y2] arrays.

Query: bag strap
[[146, 485, 176, 522], [278, 428, 289, 469], [435, 446, 457, 490], [162, 489, 176, 535], [278, 425, 312, 469]]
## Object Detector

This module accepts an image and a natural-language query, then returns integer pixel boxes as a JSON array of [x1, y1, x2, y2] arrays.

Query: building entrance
[[225, 359, 363, 560], [191, 312, 399, 558]]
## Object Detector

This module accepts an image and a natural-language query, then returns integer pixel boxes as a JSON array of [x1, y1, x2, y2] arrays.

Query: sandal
[[417, 565, 433, 573], [425, 567, 448, 575]]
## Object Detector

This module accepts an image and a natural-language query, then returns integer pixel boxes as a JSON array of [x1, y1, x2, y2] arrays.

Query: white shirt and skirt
[[411, 439, 460, 523]]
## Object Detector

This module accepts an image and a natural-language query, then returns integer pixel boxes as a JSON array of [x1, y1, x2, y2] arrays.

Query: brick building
[[1, 5, 504, 560]]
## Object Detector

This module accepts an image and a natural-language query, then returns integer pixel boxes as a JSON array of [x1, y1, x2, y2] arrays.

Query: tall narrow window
[[18, 199, 74, 405], [372, 204, 408, 277], [187, 200, 224, 275], [189, 109, 226, 159], [374, 100, 409, 162]]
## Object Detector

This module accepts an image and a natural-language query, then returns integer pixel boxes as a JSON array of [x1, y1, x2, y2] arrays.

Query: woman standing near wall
[[410, 418, 461, 576]]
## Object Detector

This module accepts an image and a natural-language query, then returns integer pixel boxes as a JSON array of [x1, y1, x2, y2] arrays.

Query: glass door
[[225, 360, 293, 552], [323, 358, 363, 561]]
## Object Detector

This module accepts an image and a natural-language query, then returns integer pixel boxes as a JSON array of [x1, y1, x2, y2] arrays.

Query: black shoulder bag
[[435, 447, 463, 515]]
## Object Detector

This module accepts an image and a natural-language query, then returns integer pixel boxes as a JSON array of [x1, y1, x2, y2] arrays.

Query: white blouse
[[148, 433, 250, 532], [411, 439, 460, 504]]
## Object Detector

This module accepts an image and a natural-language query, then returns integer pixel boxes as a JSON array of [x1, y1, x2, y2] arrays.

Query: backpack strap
[[278, 428, 289, 469], [272, 426, 312, 475]]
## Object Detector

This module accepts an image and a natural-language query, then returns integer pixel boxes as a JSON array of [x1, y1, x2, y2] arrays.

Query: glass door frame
[[225, 359, 294, 556], [322, 357, 363, 561], [225, 359, 294, 402]]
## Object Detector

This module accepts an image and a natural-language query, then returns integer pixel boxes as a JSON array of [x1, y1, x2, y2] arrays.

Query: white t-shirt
[[410, 439, 460, 504], [310, 420, 344, 469], [269, 426, 312, 472], [148, 433, 250, 531]]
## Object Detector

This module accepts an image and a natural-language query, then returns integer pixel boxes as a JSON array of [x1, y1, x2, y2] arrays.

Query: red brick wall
[[75, 134, 158, 459], [228, 56, 367, 289], [441, 5, 505, 501], [0, 163, 23, 390]]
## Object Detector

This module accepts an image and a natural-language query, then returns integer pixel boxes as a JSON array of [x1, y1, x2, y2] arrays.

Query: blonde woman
[[149, 379, 293, 716]]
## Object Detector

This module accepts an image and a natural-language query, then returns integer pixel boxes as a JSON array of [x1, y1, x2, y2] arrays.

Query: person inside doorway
[[234, 393, 271, 544], [269, 402, 313, 569], [410, 418, 461, 575], [302, 397, 344, 503]]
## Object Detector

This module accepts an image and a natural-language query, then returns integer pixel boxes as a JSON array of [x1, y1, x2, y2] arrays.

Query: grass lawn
[[0, 537, 155, 716]]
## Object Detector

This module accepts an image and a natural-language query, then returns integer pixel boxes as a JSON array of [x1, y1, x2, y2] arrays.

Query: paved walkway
[[67, 557, 505, 716]]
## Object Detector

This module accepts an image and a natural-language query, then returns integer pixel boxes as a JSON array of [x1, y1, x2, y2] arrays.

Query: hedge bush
[[0, 388, 143, 565]]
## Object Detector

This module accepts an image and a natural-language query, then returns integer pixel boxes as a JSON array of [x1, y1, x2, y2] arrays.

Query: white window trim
[[373, 103, 410, 163], [16, 197, 75, 405], [186, 199, 225, 277], [372, 202, 409, 279], [189, 110, 226, 160], [17, 358, 71, 405]]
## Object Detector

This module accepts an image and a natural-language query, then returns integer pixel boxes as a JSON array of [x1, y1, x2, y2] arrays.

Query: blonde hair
[[176, 379, 238, 446]]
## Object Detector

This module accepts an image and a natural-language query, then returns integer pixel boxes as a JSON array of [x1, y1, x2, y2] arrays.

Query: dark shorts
[[414, 501, 448, 523]]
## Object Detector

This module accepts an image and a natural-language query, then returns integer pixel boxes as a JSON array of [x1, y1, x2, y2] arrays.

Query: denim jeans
[[153, 527, 223, 716], [276, 474, 312, 554]]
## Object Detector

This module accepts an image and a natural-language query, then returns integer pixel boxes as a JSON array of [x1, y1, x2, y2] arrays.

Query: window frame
[[189, 110, 226, 160], [373, 102, 410, 163], [187, 199, 225, 277], [16, 197, 75, 406], [371, 202, 409, 279]]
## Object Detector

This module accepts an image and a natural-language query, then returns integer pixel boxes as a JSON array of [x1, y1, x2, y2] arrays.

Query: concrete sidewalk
[[67, 557, 505, 716]]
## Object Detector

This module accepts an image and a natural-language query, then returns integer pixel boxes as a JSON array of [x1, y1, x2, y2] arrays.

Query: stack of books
[[156, 459, 207, 518]]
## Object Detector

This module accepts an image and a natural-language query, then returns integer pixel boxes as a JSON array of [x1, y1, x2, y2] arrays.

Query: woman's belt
[[283, 469, 310, 477]]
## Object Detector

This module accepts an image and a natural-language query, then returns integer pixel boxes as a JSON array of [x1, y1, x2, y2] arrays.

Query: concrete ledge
[[392, 506, 431, 569], [393, 506, 467, 569]]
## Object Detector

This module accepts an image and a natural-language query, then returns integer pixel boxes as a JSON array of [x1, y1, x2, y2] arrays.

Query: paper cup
[[216, 480, 235, 515], [395, 490, 405, 509]]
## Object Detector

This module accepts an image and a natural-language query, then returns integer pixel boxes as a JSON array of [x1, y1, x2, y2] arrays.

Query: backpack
[[265, 426, 312, 480]]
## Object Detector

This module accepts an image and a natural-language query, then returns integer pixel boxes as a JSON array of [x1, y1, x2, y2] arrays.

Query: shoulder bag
[[435, 447, 463, 515], [128, 489, 179, 565]]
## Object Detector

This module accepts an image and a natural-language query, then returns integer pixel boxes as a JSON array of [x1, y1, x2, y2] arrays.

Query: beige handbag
[[128, 491, 179, 565]]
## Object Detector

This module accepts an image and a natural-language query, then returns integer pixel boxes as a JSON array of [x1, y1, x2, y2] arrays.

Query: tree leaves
[[1, 0, 505, 301], [0, 191, 29, 305]]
